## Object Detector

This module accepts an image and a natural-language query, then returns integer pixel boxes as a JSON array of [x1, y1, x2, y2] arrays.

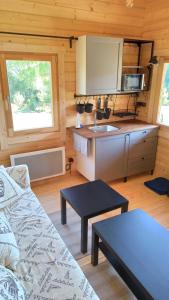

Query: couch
[[2, 165, 99, 300]]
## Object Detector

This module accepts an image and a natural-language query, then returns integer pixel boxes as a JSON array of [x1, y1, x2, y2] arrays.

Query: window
[[158, 63, 169, 126], [1, 53, 58, 134]]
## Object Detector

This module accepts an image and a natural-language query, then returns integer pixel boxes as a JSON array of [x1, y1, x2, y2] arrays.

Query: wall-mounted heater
[[10, 147, 65, 182]]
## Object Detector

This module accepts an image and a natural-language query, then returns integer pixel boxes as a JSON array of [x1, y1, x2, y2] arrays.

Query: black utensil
[[104, 96, 109, 109], [76, 102, 85, 114], [85, 102, 93, 113], [97, 97, 101, 110], [96, 110, 103, 120], [104, 108, 111, 119]]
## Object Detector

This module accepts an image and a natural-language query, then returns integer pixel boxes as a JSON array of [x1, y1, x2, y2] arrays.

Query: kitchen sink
[[88, 125, 120, 132]]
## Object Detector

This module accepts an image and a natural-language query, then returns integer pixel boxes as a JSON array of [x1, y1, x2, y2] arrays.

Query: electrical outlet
[[68, 157, 74, 163], [136, 102, 146, 107]]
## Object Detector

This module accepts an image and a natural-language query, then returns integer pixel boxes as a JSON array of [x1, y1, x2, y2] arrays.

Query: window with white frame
[[158, 63, 169, 126]]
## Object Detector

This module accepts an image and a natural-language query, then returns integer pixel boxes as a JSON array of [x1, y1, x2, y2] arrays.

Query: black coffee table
[[60, 180, 128, 253], [91, 209, 169, 300]]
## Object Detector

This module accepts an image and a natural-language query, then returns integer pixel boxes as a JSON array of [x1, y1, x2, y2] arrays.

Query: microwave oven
[[121, 74, 144, 91]]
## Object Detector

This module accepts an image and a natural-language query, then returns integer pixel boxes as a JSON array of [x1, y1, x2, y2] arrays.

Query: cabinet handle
[[144, 140, 146, 143], [142, 157, 145, 160]]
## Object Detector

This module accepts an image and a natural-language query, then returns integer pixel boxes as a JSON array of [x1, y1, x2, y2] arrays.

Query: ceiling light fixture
[[126, 0, 134, 8]]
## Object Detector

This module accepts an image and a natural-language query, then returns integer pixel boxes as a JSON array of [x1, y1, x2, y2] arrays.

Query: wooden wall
[[1, 0, 168, 178], [142, 0, 169, 177], [0, 0, 144, 166], [0, 0, 145, 38]]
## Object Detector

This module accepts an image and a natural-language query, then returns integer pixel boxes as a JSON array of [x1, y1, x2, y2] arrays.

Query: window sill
[[156, 123, 169, 140], [8, 126, 60, 137]]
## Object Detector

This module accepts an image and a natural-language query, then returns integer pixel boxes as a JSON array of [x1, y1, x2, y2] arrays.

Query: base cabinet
[[76, 127, 158, 182], [127, 129, 158, 177], [95, 134, 129, 181]]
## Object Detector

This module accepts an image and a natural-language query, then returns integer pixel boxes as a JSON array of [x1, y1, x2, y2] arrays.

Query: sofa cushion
[[0, 166, 24, 209], [6, 165, 30, 190], [0, 212, 20, 271], [3, 190, 99, 300], [0, 265, 25, 300]]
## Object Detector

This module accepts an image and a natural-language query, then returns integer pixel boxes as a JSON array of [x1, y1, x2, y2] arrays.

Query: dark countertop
[[72, 120, 159, 139]]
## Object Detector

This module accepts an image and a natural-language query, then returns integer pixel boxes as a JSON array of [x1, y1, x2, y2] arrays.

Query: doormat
[[144, 177, 169, 195]]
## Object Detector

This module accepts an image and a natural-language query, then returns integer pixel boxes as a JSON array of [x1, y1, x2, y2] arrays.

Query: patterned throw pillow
[[0, 265, 25, 300], [6, 165, 30, 190], [0, 212, 20, 270], [0, 166, 24, 209]]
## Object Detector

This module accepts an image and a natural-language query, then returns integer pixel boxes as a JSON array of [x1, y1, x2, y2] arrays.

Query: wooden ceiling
[[0, 0, 146, 38]]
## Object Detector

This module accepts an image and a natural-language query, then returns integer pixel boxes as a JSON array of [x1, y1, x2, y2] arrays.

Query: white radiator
[[10, 147, 65, 182]]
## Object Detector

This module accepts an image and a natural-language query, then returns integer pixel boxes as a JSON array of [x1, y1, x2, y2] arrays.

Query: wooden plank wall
[[0, 0, 145, 37], [142, 0, 169, 177], [0, 0, 144, 166]]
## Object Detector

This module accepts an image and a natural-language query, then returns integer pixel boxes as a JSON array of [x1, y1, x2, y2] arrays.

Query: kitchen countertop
[[72, 120, 159, 139]]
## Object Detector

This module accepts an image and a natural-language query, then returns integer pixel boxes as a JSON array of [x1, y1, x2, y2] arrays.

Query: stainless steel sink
[[88, 125, 119, 132]]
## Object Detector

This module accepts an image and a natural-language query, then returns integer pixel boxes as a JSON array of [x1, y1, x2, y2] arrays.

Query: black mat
[[144, 177, 169, 195]]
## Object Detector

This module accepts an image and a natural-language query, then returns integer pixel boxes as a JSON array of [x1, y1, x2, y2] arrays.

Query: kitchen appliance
[[121, 74, 144, 91]]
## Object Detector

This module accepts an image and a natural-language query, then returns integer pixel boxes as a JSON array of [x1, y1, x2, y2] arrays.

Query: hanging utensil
[[85, 97, 93, 113], [76, 98, 85, 114], [104, 96, 109, 109], [97, 97, 101, 110]]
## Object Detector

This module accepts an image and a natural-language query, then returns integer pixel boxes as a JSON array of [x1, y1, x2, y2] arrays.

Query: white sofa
[[2, 165, 99, 300]]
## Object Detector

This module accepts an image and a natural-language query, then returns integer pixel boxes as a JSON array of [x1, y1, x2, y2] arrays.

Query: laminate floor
[[32, 171, 169, 299]]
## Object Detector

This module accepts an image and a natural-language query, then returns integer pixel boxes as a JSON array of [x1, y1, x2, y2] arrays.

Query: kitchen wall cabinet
[[76, 36, 123, 95], [76, 127, 158, 182]]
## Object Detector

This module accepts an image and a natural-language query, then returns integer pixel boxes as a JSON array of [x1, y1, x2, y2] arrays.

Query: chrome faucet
[[94, 111, 97, 127]]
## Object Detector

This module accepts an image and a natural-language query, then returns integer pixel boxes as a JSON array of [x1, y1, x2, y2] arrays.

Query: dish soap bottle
[[75, 112, 82, 128]]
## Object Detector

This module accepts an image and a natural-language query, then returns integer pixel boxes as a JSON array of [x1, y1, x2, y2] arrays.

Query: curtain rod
[[0, 31, 78, 48]]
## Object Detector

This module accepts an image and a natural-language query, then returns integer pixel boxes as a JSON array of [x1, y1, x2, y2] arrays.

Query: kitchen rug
[[144, 177, 169, 195], [48, 208, 92, 259]]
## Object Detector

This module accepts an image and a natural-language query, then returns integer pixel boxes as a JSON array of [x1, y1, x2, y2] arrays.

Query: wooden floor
[[33, 171, 169, 228], [32, 171, 169, 299]]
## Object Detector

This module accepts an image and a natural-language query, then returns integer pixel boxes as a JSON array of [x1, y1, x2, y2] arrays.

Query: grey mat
[[48, 208, 92, 259]]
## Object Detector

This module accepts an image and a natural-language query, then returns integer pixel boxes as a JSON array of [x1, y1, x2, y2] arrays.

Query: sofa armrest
[[6, 165, 31, 189]]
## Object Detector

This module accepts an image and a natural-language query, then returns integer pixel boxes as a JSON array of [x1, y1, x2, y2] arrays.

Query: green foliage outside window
[[159, 63, 169, 125], [160, 64, 169, 106], [6, 60, 53, 113]]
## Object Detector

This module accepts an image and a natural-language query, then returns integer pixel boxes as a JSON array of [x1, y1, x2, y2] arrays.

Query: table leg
[[61, 195, 67, 225], [91, 227, 99, 266], [81, 217, 88, 253], [121, 202, 128, 213]]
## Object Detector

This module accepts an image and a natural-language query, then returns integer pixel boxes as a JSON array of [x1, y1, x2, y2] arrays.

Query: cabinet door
[[129, 128, 158, 144], [95, 134, 128, 182], [127, 130, 158, 176], [128, 137, 158, 159], [86, 36, 123, 94], [127, 155, 156, 176]]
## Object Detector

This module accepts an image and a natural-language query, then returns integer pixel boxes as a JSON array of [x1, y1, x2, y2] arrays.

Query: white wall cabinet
[[76, 36, 123, 95]]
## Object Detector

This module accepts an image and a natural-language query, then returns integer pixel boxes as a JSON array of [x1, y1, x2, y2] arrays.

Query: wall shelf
[[113, 111, 137, 118], [74, 91, 139, 97], [122, 66, 145, 69], [123, 39, 155, 91]]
